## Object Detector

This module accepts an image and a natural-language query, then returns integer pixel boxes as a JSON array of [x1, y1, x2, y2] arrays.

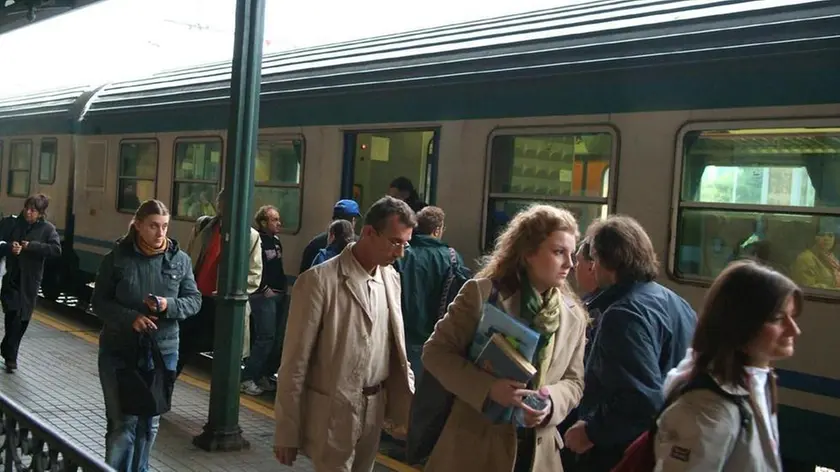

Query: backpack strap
[[652, 373, 752, 439], [436, 248, 459, 320]]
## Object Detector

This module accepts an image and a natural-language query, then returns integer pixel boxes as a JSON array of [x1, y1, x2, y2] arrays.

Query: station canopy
[[0, 0, 103, 35]]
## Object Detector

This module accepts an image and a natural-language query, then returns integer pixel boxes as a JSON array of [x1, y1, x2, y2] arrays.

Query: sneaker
[[240, 380, 264, 396], [257, 377, 276, 392]]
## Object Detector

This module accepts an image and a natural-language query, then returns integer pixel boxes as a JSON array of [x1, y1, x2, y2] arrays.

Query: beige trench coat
[[274, 245, 415, 469], [422, 278, 587, 472]]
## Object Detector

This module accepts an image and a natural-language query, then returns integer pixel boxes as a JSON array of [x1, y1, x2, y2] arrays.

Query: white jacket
[[654, 349, 783, 472]]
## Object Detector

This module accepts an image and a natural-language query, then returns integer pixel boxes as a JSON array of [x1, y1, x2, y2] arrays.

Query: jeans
[[406, 343, 424, 386], [99, 348, 178, 472], [243, 291, 287, 382]]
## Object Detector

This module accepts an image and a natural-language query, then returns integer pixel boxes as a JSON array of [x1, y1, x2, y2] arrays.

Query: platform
[[0, 308, 404, 472]]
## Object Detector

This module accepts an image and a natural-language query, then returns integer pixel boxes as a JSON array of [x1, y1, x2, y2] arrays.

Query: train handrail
[[0, 390, 114, 471]]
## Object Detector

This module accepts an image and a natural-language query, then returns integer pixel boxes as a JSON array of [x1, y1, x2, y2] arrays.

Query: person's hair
[[416, 206, 445, 235], [328, 219, 355, 247], [586, 215, 659, 283], [23, 194, 50, 218], [691, 260, 802, 388], [389, 176, 420, 202], [125, 200, 170, 242], [576, 237, 593, 262], [254, 205, 279, 229], [477, 204, 580, 294], [363, 196, 417, 232]]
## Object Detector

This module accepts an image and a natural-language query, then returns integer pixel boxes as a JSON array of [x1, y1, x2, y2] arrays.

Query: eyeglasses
[[376, 230, 410, 250]]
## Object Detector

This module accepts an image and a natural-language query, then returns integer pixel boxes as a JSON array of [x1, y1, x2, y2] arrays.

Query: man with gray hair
[[275, 196, 416, 472]]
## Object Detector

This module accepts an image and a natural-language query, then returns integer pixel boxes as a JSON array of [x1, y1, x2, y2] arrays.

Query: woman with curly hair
[[421, 204, 588, 472]]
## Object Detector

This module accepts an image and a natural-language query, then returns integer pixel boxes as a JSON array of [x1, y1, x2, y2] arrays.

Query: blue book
[[469, 301, 540, 364], [475, 333, 537, 423]]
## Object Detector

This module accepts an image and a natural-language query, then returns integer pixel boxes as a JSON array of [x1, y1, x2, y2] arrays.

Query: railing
[[0, 391, 113, 472]]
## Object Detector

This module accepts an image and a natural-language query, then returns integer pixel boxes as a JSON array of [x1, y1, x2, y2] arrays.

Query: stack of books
[[470, 301, 541, 423]]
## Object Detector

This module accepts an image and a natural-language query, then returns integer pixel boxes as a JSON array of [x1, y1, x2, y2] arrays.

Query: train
[[1, 0, 839, 468]]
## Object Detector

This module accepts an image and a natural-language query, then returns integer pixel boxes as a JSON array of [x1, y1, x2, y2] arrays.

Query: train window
[[118, 141, 158, 213], [254, 137, 304, 233], [674, 127, 840, 294], [8, 141, 32, 197], [38, 138, 57, 185], [483, 131, 614, 252], [172, 139, 223, 219]]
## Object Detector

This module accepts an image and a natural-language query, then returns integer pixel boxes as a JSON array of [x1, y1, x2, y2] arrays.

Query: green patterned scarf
[[519, 272, 562, 388]]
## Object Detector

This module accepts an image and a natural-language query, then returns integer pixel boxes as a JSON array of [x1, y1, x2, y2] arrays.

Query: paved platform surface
[[0, 309, 398, 472]]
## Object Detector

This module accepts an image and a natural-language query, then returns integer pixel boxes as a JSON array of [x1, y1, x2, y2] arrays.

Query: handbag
[[405, 267, 495, 465], [115, 333, 176, 417]]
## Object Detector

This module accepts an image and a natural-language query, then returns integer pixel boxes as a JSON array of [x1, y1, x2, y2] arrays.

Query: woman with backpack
[[653, 260, 801, 471], [310, 219, 355, 267], [421, 204, 588, 472], [92, 200, 202, 471]]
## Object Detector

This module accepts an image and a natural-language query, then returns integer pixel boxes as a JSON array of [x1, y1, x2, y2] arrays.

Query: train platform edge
[[0, 307, 416, 472]]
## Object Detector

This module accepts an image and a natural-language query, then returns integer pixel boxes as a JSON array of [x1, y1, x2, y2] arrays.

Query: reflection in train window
[[8, 141, 32, 197], [675, 127, 840, 293], [118, 141, 158, 212], [484, 131, 614, 252], [254, 138, 304, 233], [38, 138, 57, 185], [172, 139, 222, 219]]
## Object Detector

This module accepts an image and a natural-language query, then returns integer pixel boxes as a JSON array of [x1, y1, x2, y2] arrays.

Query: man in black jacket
[[299, 199, 361, 274], [563, 215, 697, 472], [0, 194, 61, 373]]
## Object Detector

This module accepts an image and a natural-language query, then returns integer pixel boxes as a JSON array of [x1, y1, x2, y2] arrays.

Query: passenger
[[564, 215, 697, 472], [421, 204, 588, 472], [394, 205, 470, 385], [241, 205, 288, 396], [91, 200, 201, 471], [178, 188, 262, 377], [274, 196, 415, 472], [790, 217, 839, 290], [299, 199, 361, 274], [0, 194, 61, 373], [654, 260, 801, 471], [559, 237, 606, 471], [311, 219, 355, 267], [388, 176, 427, 213]]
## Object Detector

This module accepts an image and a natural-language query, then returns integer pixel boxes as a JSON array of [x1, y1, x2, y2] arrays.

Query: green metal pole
[[193, 0, 265, 452]]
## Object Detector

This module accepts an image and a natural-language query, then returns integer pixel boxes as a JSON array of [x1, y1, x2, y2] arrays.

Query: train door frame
[[340, 127, 442, 211]]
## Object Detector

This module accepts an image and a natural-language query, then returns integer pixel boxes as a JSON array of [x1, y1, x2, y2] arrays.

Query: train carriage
[[1, 0, 839, 468]]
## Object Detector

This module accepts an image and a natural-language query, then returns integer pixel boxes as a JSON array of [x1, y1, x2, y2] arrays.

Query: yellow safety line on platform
[[32, 310, 420, 472]]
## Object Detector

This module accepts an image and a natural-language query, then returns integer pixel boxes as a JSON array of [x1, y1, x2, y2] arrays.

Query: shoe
[[257, 377, 276, 392], [4, 358, 16, 374], [240, 380, 264, 396]]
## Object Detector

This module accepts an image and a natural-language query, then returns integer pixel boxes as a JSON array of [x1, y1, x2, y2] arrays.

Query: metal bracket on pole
[[193, 0, 265, 453]]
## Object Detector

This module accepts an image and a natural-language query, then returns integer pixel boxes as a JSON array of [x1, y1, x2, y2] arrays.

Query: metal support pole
[[193, 0, 265, 452]]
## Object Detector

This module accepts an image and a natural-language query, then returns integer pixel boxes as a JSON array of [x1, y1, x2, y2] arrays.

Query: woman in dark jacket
[[91, 200, 201, 472], [0, 194, 61, 373], [311, 219, 355, 267]]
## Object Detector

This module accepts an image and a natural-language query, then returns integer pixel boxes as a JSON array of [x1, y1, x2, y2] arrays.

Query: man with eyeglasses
[[274, 196, 416, 472]]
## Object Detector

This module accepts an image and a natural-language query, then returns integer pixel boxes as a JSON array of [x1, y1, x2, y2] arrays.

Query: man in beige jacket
[[274, 196, 416, 472]]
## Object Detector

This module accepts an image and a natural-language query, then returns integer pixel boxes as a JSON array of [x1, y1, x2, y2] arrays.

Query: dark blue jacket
[[577, 281, 697, 448], [92, 237, 202, 355]]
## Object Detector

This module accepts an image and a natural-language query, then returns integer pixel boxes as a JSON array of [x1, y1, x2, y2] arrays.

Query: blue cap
[[333, 199, 361, 219]]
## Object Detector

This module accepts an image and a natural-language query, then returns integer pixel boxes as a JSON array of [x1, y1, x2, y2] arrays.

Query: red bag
[[610, 373, 751, 472]]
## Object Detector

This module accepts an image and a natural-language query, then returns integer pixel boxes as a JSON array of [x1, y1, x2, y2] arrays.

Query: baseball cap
[[333, 199, 361, 219]]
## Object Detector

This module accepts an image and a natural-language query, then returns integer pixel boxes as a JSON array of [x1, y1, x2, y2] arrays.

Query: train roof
[[0, 85, 94, 135], [3, 0, 840, 136]]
